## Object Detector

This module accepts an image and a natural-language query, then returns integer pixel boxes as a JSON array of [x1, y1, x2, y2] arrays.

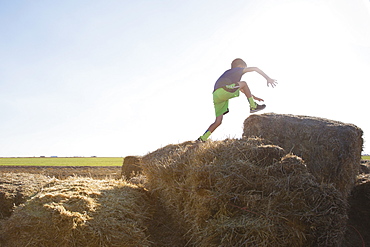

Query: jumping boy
[[197, 58, 277, 142]]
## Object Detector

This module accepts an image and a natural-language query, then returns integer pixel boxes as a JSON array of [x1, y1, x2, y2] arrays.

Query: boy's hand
[[252, 95, 264, 102], [267, 78, 278, 88]]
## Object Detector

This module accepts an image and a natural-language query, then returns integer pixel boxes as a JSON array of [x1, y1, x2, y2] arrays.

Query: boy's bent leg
[[239, 81, 265, 112], [238, 81, 252, 98]]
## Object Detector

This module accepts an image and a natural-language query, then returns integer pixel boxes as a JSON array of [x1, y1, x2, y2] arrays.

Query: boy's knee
[[215, 117, 223, 125], [239, 81, 247, 87]]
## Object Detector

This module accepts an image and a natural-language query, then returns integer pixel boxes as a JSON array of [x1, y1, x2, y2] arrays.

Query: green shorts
[[213, 88, 240, 117]]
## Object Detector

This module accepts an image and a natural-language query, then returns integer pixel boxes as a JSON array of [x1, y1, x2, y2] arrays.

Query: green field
[[363, 155, 370, 160], [0, 157, 123, 166]]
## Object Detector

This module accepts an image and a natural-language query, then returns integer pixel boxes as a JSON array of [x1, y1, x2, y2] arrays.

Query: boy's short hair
[[231, 58, 247, 68]]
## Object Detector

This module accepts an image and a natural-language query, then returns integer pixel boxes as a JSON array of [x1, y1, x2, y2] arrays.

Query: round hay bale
[[0, 173, 55, 219], [142, 138, 348, 246], [0, 177, 151, 247], [243, 113, 363, 197], [121, 156, 143, 179]]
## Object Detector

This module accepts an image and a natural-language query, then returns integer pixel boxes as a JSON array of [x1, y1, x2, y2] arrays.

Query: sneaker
[[196, 137, 205, 142], [250, 103, 266, 113]]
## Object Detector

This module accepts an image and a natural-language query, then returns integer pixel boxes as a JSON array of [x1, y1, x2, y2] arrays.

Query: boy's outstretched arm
[[243, 67, 278, 88]]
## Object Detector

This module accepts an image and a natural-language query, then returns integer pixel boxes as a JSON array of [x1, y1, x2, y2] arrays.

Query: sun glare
[[243, 2, 343, 64]]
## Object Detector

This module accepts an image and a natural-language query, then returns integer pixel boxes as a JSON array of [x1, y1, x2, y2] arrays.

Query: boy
[[197, 58, 277, 142]]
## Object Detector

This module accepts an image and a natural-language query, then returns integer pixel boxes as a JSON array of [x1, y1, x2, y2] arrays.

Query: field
[[0, 157, 122, 166], [363, 155, 370, 160], [0, 157, 123, 179], [1, 156, 369, 165]]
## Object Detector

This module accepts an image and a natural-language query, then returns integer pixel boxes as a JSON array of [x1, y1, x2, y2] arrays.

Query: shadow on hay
[[0, 177, 151, 247], [344, 174, 370, 247], [0, 173, 56, 219]]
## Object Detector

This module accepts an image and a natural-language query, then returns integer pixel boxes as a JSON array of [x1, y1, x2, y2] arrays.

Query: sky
[[1, 0, 370, 157]]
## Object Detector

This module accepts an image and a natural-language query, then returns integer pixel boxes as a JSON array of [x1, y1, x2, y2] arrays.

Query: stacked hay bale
[[0, 177, 151, 247], [0, 173, 55, 219], [344, 170, 370, 246], [243, 113, 363, 197], [142, 138, 347, 246], [121, 156, 143, 179]]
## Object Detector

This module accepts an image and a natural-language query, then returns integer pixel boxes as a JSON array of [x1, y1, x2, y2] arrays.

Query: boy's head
[[231, 58, 247, 68]]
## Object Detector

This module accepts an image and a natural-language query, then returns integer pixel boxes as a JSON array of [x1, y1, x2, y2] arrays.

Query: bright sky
[[1, 0, 370, 157]]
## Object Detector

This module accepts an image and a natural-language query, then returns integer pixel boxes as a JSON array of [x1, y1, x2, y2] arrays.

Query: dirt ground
[[0, 166, 121, 179]]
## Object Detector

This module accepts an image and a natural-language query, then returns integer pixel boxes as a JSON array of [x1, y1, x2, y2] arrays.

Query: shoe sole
[[250, 105, 266, 113]]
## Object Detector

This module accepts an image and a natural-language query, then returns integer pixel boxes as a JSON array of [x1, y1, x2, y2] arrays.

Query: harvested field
[[0, 166, 121, 179], [0, 157, 122, 166]]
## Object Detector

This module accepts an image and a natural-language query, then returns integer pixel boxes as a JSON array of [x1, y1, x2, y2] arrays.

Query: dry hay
[[344, 174, 370, 246], [122, 156, 143, 179], [0, 176, 151, 247], [0, 173, 55, 219], [243, 113, 363, 197], [142, 138, 347, 247]]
